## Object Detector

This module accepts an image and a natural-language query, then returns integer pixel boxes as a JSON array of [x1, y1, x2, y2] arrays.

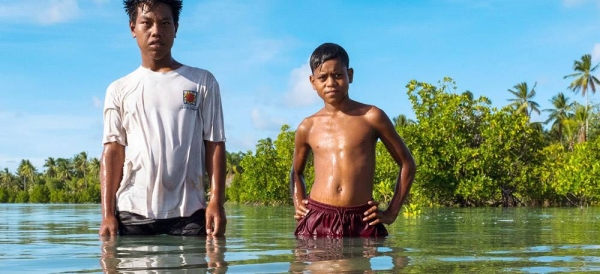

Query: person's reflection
[[100, 236, 227, 273], [290, 237, 409, 273], [205, 236, 227, 271]]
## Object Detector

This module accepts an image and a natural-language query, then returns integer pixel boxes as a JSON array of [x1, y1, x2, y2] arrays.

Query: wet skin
[[290, 58, 416, 226]]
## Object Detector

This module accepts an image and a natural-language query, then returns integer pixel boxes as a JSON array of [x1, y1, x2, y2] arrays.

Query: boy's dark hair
[[309, 43, 350, 73], [123, 0, 183, 25]]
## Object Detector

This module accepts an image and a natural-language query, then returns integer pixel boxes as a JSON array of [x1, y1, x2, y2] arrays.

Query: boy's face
[[130, 3, 178, 62], [309, 58, 354, 105]]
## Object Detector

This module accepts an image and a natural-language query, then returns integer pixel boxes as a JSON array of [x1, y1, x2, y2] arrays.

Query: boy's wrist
[[208, 196, 225, 207], [383, 207, 400, 218]]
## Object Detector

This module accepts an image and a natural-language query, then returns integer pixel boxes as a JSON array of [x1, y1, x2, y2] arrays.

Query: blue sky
[[1, 0, 599, 172]]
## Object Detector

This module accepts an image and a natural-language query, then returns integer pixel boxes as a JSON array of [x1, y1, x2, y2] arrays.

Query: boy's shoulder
[[344, 102, 392, 129], [296, 111, 319, 128], [346, 101, 388, 120]]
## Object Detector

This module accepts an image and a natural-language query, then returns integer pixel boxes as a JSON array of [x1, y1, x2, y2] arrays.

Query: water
[[1, 204, 600, 273]]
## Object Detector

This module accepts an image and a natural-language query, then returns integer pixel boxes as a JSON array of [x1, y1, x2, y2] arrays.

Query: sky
[[0, 0, 599, 173]]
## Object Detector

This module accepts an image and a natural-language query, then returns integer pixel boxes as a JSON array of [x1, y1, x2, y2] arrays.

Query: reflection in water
[[99, 234, 409, 273], [290, 237, 410, 273], [6, 204, 600, 272], [100, 236, 227, 273]]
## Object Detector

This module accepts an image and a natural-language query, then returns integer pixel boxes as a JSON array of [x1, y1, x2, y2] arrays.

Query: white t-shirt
[[102, 65, 226, 219]]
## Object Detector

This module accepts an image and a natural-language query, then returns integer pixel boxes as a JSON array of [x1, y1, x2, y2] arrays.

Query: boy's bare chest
[[308, 118, 376, 150]]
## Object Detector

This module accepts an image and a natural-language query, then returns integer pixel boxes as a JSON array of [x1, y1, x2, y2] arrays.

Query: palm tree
[[44, 157, 57, 179], [573, 103, 589, 143], [0, 168, 15, 190], [73, 152, 88, 189], [562, 118, 579, 151], [16, 159, 37, 191], [393, 114, 414, 128], [543, 92, 574, 142], [226, 151, 244, 180], [462, 91, 474, 101], [564, 54, 600, 140], [507, 82, 540, 120], [87, 157, 101, 181], [55, 158, 72, 183]]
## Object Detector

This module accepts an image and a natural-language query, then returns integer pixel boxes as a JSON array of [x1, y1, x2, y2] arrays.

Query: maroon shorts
[[294, 198, 388, 238]]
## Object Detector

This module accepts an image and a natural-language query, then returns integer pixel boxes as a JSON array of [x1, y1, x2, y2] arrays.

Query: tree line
[[0, 152, 100, 203], [227, 54, 600, 211], [1, 54, 599, 211]]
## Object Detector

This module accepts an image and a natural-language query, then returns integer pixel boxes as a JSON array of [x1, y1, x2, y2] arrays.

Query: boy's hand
[[363, 200, 396, 225], [206, 201, 227, 236], [294, 199, 309, 221], [99, 215, 119, 237]]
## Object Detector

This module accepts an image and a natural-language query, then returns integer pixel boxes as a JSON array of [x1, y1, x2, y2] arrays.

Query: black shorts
[[117, 209, 207, 236]]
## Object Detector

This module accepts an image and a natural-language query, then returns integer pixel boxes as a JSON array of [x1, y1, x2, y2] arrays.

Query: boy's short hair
[[123, 0, 183, 25], [309, 43, 350, 73]]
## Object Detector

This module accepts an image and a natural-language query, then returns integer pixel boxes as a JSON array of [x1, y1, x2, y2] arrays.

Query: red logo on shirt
[[183, 90, 197, 105]]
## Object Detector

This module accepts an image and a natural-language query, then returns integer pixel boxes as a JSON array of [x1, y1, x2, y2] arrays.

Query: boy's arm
[[365, 107, 416, 225], [99, 142, 125, 236], [290, 123, 310, 220], [205, 140, 227, 236]]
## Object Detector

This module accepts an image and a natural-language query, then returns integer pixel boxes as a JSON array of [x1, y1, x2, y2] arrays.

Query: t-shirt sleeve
[[201, 72, 226, 142], [102, 83, 128, 146]]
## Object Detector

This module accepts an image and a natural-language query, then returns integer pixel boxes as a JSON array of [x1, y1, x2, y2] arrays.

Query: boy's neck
[[141, 56, 182, 72], [323, 98, 356, 113]]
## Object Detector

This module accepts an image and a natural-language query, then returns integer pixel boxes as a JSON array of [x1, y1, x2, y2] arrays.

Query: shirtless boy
[[291, 43, 416, 237]]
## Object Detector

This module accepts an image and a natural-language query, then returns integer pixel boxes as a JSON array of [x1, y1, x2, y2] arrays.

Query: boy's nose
[[325, 76, 336, 86], [150, 24, 163, 37]]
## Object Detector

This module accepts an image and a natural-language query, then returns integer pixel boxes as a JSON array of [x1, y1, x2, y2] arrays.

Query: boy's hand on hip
[[363, 200, 395, 225], [294, 199, 309, 221]]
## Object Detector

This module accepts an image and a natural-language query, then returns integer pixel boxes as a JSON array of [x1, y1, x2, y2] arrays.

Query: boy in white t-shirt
[[99, 0, 227, 237]]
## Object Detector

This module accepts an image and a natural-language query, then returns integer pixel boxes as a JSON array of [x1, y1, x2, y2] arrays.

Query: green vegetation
[[1, 54, 599, 209], [0, 152, 100, 203]]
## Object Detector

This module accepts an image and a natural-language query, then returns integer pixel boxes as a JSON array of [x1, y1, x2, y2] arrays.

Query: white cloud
[[0, 110, 102, 172], [0, 0, 79, 25], [0, 154, 22, 173], [93, 96, 103, 108], [592, 43, 600, 63], [181, 0, 295, 70], [593, 44, 600, 79], [283, 64, 319, 108], [250, 108, 287, 131], [0, 155, 49, 174], [0, 111, 94, 132]]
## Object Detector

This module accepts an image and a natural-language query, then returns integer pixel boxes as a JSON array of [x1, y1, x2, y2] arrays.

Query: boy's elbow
[[409, 158, 417, 171], [403, 157, 417, 174], [290, 168, 298, 178]]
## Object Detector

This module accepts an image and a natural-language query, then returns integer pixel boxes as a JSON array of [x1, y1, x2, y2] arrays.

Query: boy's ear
[[309, 75, 317, 90], [347, 68, 354, 84], [130, 21, 136, 38]]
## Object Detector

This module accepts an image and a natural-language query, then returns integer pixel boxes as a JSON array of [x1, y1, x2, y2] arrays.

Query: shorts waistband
[[307, 197, 372, 214]]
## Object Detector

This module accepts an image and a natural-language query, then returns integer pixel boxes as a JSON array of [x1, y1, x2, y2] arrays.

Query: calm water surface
[[1, 204, 600, 273]]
